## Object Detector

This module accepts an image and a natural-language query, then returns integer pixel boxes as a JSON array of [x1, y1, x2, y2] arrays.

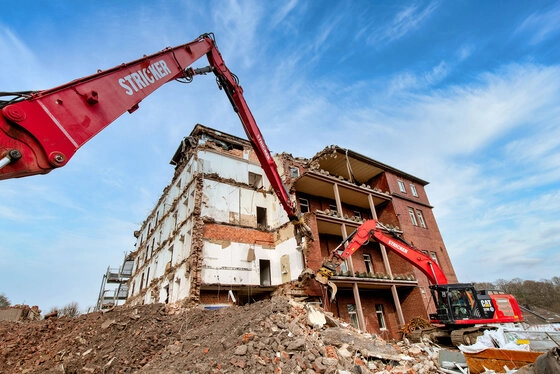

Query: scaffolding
[[95, 257, 134, 311]]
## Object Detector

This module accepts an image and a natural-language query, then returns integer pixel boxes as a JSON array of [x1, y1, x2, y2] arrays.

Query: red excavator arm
[[314, 219, 448, 288], [308, 219, 523, 331], [0, 33, 311, 241], [1, 33, 219, 179]]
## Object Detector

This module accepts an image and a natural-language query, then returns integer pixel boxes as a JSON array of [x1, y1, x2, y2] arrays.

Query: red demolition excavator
[[304, 219, 523, 345]]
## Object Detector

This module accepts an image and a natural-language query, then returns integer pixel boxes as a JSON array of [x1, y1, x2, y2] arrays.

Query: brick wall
[[334, 289, 400, 340], [200, 290, 235, 306], [203, 223, 274, 246]]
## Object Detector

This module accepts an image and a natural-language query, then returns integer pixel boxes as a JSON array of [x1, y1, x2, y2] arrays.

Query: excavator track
[[450, 326, 490, 346]]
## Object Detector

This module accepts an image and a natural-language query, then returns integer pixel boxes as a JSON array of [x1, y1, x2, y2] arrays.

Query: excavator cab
[[430, 283, 495, 325]]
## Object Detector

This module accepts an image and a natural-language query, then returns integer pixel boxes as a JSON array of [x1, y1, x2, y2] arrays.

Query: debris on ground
[[0, 297, 457, 373], [400, 317, 433, 337], [0, 304, 41, 322]]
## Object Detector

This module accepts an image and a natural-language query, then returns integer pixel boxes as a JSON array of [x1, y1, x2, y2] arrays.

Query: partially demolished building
[[123, 124, 457, 338]]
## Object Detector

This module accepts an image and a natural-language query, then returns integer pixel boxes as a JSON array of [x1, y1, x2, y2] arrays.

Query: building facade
[[291, 145, 458, 339], [125, 124, 303, 308], [122, 124, 458, 339]]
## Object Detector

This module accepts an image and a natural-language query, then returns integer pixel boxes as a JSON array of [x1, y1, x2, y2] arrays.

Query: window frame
[[299, 198, 310, 213], [416, 209, 427, 228], [340, 260, 349, 274], [408, 207, 418, 226], [410, 184, 418, 197], [375, 304, 387, 330], [397, 180, 407, 193], [347, 304, 359, 329], [430, 251, 439, 265], [363, 253, 373, 274]]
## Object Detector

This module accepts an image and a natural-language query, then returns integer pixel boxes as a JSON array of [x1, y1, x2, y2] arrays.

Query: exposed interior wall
[[125, 125, 302, 308]]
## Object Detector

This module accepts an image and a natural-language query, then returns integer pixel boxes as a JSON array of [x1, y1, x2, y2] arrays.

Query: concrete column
[[333, 183, 354, 274], [353, 282, 366, 331], [368, 194, 377, 219], [369, 193, 405, 325], [334, 183, 366, 330], [391, 285, 405, 325]]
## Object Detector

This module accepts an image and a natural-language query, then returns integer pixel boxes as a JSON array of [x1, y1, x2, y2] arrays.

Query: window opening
[[398, 180, 406, 193], [416, 209, 426, 228], [430, 251, 439, 264], [408, 207, 418, 226], [299, 198, 310, 213], [164, 285, 170, 304], [410, 184, 418, 197], [347, 304, 359, 329], [259, 259, 271, 286], [353, 211, 362, 220], [376, 304, 387, 329], [363, 254, 373, 274], [257, 207, 267, 228], [248, 172, 262, 188], [340, 260, 349, 275], [289, 167, 300, 178]]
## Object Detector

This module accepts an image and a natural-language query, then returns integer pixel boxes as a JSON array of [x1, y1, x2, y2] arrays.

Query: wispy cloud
[[366, 1, 439, 46], [516, 4, 560, 45], [211, 0, 264, 69], [269, 0, 299, 29]]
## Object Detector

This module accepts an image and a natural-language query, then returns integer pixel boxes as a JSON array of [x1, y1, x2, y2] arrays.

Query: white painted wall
[[201, 237, 304, 286], [127, 137, 300, 306], [201, 180, 285, 227]]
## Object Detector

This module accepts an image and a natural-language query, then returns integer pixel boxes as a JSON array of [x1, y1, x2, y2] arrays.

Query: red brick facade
[[291, 146, 458, 338]]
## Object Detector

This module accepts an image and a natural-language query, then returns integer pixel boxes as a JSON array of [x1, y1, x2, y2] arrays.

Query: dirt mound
[[0, 297, 440, 373]]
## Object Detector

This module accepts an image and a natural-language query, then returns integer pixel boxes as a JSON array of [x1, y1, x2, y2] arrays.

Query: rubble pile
[[0, 297, 443, 373], [0, 305, 41, 322]]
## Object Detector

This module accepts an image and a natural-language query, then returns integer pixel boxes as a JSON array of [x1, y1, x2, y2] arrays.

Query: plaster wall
[[198, 150, 268, 187], [201, 180, 286, 227], [201, 237, 304, 286]]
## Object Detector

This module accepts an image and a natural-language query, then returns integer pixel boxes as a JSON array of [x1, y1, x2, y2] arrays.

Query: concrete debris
[[1, 296, 464, 373], [0, 304, 41, 321]]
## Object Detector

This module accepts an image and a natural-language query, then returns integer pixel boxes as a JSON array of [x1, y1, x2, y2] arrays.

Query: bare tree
[[0, 293, 10, 307], [48, 302, 81, 318], [59, 302, 81, 318], [494, 277, 560, 313], [473, 282, 497, 291]]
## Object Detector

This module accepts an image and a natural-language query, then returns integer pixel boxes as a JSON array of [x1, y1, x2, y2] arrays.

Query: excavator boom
[[0, 34, 216, 179], [0, 33, 311, 242]]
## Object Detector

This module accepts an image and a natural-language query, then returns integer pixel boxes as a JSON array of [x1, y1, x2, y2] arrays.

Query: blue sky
[[1, 1, 559, 312]]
